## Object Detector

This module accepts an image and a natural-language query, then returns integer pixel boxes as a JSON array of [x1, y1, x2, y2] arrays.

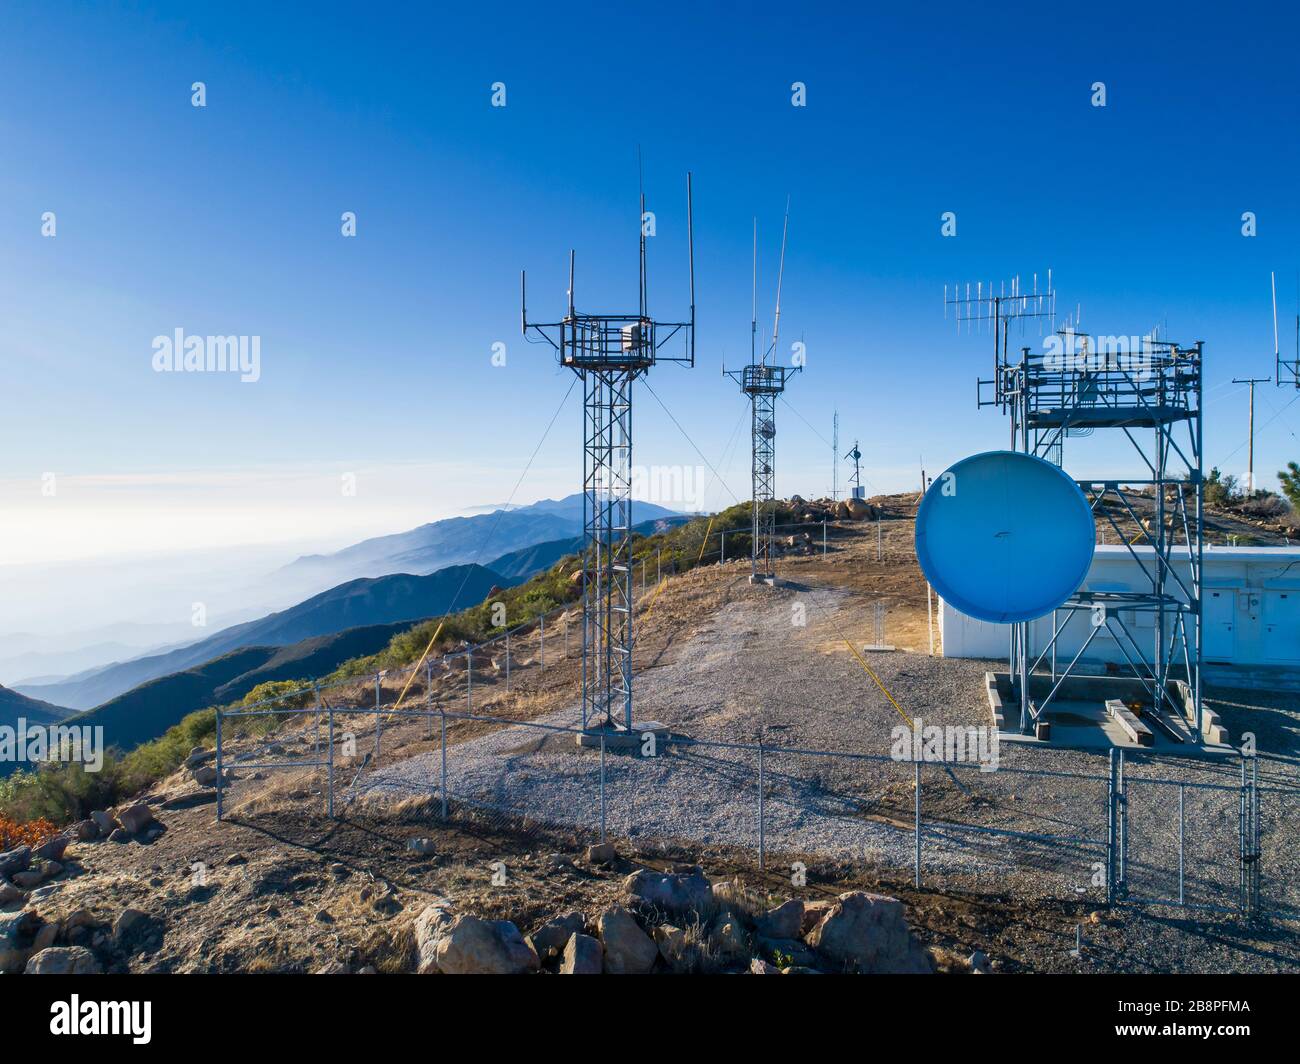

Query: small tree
[[1279, 461, 1300, 510]]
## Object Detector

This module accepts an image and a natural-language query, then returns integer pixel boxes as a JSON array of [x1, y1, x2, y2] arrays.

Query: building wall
[[940, 546, 1300, 668]]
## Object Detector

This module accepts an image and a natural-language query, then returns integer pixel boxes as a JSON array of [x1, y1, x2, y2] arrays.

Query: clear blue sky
[[2, 1, 1298, 565]]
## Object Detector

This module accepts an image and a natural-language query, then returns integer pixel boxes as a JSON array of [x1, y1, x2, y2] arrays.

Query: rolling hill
[[17, 563, 505, 711], [0, 684, 69, 731], [68, 622, 416, 753]]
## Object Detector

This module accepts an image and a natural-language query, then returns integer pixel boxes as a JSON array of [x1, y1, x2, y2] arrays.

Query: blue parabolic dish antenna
[[915, 451, 1095, 624]]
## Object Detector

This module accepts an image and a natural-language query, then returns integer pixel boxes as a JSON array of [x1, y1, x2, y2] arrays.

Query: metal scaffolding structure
[[949, 275, 1206, 742], [982, 329, 1205, 739], [521, 174, 695, 733], [725, 209, 798, 581]]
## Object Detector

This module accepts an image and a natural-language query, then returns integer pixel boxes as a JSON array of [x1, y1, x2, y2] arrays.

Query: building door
[[1202, 588, 1236, 663], [1262, 590, 1300, 663]]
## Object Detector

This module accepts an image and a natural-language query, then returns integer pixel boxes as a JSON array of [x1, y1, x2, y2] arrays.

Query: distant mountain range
[[276, 494, 682, 588], [15, 563, 506, 712], [5, 494, 690, 754]]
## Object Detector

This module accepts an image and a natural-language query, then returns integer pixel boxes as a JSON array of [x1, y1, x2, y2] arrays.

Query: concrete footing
[[575, 720, 671, 751]]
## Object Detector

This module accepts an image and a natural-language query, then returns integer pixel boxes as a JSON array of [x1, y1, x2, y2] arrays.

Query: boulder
[[12, 867, 49, 890], [107, 828, 131, 844], [652, 924, 687, 965], [750, 957, 780, 975], [585, 843, 618, 866], [406, 837, 436, 856], [429, 915, 538, 975], [526, 911, 586, 960], [192, 764, 220, 786], [90, 810, 118, 834], [0, 845, 31, 879], [117, 804, 156, 834], [755, 898, 804, 940], [413, 898, 537, 975], [805, 891, 932, 974], [34, 836, 70, 862], [597, 907, 657, 974], [801, 899, 836, 935], [559, 933, 603, 975], [413, 899, 456, 974], [25, 946, 102, 975], [968, 950, 990, 974], [72, 820, 99, 841], [0, 910, 39, 973], [0, 881, 23, 906], [185, 747, 216, 767], [32, 922, 59, 951], [314, 960, 350, 974], [113, 908, 154, 947], [623, 866, 711, 915]]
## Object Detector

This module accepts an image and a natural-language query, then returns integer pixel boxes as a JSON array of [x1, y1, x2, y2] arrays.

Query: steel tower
[[522, 174, 695, 733], [725, 209, 799, 583]]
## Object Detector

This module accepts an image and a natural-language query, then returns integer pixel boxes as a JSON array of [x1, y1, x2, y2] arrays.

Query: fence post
[[757, 741, 765, 871], [1251, 754, 1260, 918], [564, 617, 569, 658], [1117, 750, 1127, 896], [1178, 782, 1185, 906], [215, 708, 224, 822], [374, 672, 382, 764], [313, 683, 321, 758], [466, 651, 472, 710], [913, 760, 922, 888], [599, 732, 607, 845], [440, 707, 448, 821], [426, 660, 434, 740], [1239, 756, 1249, 915], [540, 615, 545, 668], [327, 702, 335, 819], [1106, 749, 1116, 905], [877, 515, 882, 560], [505, 629, 511, 692], [656, 548, 661, 583], [822, 519, 827, 557], [721, 530, 725, 563]]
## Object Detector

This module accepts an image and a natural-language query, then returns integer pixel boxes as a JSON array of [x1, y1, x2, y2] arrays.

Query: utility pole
[[1232, 376, 1271, 493]]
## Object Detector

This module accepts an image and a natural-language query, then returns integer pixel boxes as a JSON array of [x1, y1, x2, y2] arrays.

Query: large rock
[[806, 891, 932, 974], [0, 845, 30, 879], [90, 810, 118, 834], [623, 867, 712, 915], [192, 764, 220, 786], [526, 911, 586, 960], [652, 924, 687, 966], [755, 899, 804, 940], [0, 910, 39, 972], [559, 933, 603, 974], [0, 881, 23, 906], [597, 907, 657, 974], [414, 899, 456, 974], [72, 820, 99, 841], [415, 900, 538, 975], [117, 804, 156, 834], [25, 946, 102, 974], [34, 836, 70, 862]]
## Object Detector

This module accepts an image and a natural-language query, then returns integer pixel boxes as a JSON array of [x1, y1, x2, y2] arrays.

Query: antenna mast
[[726, 202, 800, 584], [522, 168, 696, 737]]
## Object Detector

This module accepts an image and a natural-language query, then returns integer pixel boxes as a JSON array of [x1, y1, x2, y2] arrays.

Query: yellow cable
[[391, 619, 446, 713]]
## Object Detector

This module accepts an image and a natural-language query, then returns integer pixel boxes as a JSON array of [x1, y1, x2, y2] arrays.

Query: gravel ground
[[356, 570, 1300, 922]]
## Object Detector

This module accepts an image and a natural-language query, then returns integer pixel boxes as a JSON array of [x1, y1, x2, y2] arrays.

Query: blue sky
[[2, 1, 1298, 568]]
